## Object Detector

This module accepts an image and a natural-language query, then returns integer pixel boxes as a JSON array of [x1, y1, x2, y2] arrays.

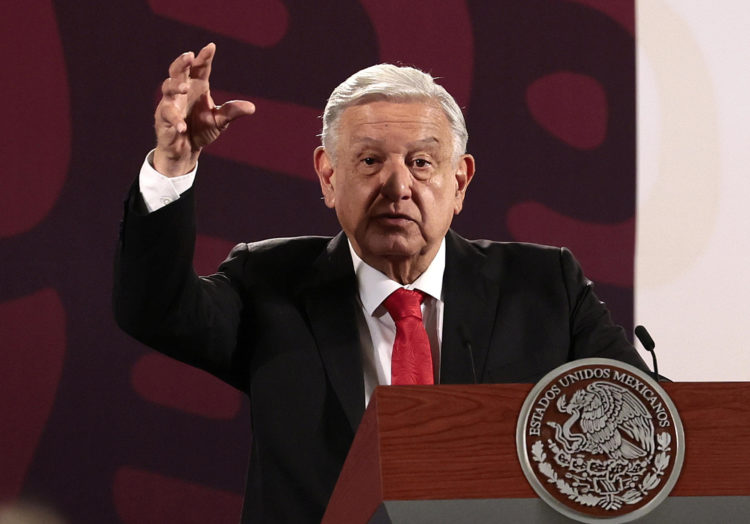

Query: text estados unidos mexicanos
[[527, 368, 671, 436]]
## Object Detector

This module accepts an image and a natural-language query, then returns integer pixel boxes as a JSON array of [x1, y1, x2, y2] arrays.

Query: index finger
[[167, 51, 195, 82], [189, 43, 216, 81]]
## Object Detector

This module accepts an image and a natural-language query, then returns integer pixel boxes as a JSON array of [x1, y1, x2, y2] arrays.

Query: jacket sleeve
[[560, 247, 650, 373], [113, 180, 249, 389]]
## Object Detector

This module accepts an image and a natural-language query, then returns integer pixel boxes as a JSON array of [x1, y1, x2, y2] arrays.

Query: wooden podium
[[323, 383, 750, 523]]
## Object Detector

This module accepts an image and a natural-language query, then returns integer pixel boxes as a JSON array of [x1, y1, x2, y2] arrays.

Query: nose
[[380, 159, 412, 201]]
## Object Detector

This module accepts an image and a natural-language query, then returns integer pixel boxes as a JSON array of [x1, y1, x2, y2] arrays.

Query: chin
[[362, 238, 421, 260]]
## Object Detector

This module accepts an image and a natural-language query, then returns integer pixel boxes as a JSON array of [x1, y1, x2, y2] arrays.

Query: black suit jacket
[[114, 184, 648, 523]]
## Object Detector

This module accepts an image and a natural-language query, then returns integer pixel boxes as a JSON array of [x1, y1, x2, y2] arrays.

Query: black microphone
[[459, 325, 478, 384], [634, 325, 659, 382]]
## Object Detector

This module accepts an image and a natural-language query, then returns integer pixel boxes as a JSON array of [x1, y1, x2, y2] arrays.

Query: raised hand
[[153, 43, 255, 177]]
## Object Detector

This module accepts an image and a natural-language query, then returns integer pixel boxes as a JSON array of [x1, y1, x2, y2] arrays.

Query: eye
[[362, 157, 376, 166], [412, 158, 432, 168]]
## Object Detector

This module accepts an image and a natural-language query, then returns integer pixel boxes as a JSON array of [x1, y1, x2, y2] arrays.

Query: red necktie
[[383, 288, 434, 385]]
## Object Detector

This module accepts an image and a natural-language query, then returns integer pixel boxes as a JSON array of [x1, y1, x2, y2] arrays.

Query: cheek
[[334, 185, 370, 225], [423, 184, 459, 230]]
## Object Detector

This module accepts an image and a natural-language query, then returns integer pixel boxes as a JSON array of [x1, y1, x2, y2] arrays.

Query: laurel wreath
[[531, 432, 672, 511]]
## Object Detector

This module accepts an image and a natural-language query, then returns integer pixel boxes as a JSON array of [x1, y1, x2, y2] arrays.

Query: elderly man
[[114, 43, 648, 523]]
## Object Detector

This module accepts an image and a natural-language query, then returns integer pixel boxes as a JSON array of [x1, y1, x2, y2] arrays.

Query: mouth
[[372, 212, 415, 227]]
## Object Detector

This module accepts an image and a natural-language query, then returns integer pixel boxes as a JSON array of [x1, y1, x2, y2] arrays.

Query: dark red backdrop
[[1, 1, 635, 522]]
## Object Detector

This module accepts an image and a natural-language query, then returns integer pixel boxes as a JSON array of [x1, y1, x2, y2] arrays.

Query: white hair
[[321, 64, 468, 162]]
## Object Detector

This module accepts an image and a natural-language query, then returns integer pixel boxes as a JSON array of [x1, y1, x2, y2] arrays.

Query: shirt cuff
[[138, 149, 198, 213]]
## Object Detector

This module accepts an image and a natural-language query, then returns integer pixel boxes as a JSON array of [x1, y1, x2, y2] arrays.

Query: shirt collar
[[348, 237, 446, 317]]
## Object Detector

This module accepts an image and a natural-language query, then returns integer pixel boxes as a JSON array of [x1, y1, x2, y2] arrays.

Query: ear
[[453, 154, 476, 215], [314, 146, 336, 209]]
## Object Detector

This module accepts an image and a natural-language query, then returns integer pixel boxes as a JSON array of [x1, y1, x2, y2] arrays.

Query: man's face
[[315, 100, 475, 280]]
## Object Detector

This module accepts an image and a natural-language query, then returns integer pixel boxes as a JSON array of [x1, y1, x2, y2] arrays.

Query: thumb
[[213, 100, 256, 130]]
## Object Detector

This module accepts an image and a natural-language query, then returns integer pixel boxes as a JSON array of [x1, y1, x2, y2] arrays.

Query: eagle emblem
[[548, 382, 654, 461], [516, 359, 684, 523]]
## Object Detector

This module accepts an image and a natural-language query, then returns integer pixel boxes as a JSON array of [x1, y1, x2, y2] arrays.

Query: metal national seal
[[516, 358, 684, 523]]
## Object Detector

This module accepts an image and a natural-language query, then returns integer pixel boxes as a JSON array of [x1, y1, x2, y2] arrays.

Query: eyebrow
[[350, 136, 442, 148]]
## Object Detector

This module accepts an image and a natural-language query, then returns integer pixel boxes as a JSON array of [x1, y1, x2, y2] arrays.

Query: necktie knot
[[383, 288, 425, 320]]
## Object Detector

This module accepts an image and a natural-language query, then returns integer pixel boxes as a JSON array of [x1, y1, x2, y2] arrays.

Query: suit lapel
[[440, 230, 502, 384], [302, 232, 365, 432], [301, 230, 505, 426]]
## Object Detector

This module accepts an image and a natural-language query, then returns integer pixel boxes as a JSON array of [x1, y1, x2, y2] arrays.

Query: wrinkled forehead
[[339, 99, 451, 134], [337, 100, 454, 153]]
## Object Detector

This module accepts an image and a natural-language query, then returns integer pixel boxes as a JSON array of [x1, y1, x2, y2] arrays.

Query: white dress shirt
[[139, 152, 446, 407], [349, 240, 445, 405]]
